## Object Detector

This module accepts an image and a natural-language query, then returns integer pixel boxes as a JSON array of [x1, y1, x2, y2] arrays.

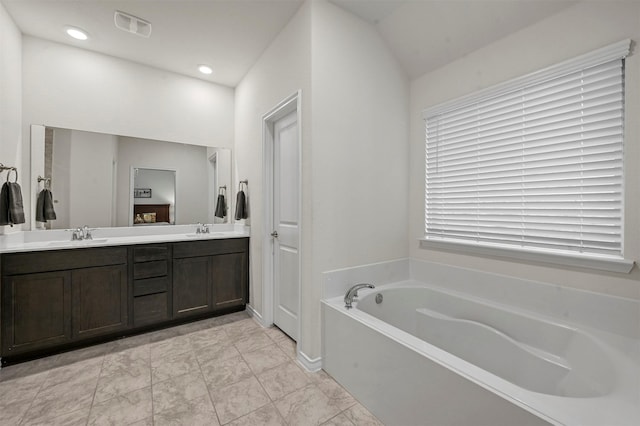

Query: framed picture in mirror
[[134, 188, 152, 198]]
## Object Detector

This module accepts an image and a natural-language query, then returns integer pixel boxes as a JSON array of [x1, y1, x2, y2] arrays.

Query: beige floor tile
[[130, 417, 154, 426], [53, 344, 109, 367], [242, 343, 290, 375], [223, 318, 262, 341], [0, 356, 58, 382], [0, 399, 32, 425], [87, 386, 152, 425], [153, 394, 219, 426], [274, 384, 341, 426], [41, 356, 104, 390], [151, 349, 200, 383], [188, 327, 229, 351], [149, 334, 192, 360], [257, 361, 311, 400], [226, 403, 287, 426], [152, 371, 209, 414], [233, 330, 274, 354], [0, 370, 48, 407], [262, 326, 288, 341], [276, 337, 297, 359], [201, 354, 253, 389], [342, 403, 384, 426], [322, 412, 356, 426], [22, 375, 98, 424], [315, 376, 357, 411], [210, 375, 271, 424], [94, 362, 151, 403], [22, 406, 91, 426], [101, 344, 150, 375], [193, 340, 240, 365], [129, 417, 153, 426]]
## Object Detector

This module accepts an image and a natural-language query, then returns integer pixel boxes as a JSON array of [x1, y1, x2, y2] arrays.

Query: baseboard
[[245, 304, 267, 327], [297, 350, 322, 372]]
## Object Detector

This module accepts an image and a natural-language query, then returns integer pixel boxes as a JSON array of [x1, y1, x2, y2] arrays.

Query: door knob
[[271, 231, 278, 238]]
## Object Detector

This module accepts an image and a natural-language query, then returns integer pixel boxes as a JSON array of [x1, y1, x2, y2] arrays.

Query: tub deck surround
[[0, 224, 250, 253], [322, 280, 640, 425]]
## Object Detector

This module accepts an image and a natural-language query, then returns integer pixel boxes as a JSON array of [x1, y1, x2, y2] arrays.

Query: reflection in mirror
[[33, 126, 232, 229], [132, 168, 176, 226]]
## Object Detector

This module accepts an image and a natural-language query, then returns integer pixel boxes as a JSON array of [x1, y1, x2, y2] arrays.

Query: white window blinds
[[423, 40, 630, 259]]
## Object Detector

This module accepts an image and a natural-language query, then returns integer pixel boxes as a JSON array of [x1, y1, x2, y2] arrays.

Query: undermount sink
[[47, 239, 108, 247]]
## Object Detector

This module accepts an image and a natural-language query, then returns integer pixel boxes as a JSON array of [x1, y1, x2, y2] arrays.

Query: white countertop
[[0, 224, 250, 253]]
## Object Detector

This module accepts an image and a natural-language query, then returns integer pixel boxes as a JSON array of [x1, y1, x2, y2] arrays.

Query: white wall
[[116, 137, 209, 226], [235, 0, 409, 362], [21, 36, 235, 227], [234, 0, 312, 328], [409, 1, 640, 300], [0, 3, 22, 234], [308, 0, 409, 359]]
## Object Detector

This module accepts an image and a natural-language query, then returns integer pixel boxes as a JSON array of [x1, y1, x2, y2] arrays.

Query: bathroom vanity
[[0, 231, 249, 365]]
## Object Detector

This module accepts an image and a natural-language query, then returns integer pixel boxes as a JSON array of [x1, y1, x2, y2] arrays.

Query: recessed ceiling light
[[198, 65, 213, 75], [66, 26, 89, 40]]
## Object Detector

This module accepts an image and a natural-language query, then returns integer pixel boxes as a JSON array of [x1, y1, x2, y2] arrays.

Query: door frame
[[261, 91, 302, 343]]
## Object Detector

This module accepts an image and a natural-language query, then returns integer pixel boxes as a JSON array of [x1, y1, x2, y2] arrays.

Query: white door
[[272, 110, 299, 340]]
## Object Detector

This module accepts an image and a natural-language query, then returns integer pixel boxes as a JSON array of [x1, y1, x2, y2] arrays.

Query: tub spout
[[344, 283, 375, 309]]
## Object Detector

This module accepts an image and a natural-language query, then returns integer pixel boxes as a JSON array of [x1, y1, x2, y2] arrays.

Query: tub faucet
[[344, 283, 375, 309]]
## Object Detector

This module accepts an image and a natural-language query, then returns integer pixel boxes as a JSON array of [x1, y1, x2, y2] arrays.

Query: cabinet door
[[172, 256, 211, 318], [1, 271, 72, 355], [72, 264, 128, 339], [211, 252, 247, 310]]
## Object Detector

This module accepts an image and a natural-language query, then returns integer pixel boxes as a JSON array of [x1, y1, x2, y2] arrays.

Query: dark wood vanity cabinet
[[172, 238, 249, 318], [1, 271, 72, 354], [0, 237, 248, 364], [72, 264, 128, 339], [132, 244, 171, 326], [1, 247, 127, 356]]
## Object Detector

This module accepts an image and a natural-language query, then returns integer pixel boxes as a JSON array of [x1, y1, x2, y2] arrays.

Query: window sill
[[419, 238, 635, 274]]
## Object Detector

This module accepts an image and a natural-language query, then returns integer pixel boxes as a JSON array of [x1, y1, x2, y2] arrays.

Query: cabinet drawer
[[1, 247, 127, 275], [173, 238, 248, 258], [133, 293, 168, 326], [133, 261, 168, 280], [133, 277, 169, 297], [133, 245, 168, 262]]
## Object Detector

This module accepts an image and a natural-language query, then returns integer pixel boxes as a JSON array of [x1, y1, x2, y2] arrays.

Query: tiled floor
[[0, 311, 383, 425]]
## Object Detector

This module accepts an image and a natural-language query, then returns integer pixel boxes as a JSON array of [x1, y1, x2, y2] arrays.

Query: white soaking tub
[[322, 280, 639, 426]]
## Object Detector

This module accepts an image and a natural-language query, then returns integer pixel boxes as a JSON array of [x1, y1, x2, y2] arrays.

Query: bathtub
[[322, 280, 639, 425]]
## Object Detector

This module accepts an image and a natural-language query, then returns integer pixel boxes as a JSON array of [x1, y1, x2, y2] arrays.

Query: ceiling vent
[[114, 10, 152, 38]]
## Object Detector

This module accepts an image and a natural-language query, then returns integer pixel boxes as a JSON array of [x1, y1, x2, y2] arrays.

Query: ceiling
[[2, 0, 577, 87], [2, 0, 305, 88]]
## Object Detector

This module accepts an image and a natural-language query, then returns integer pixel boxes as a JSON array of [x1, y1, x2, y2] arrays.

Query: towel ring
[[5, 168, 18, 183]]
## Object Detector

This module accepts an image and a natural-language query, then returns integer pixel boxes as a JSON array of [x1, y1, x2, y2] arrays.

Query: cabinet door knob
[[270, 231, 278, 238]]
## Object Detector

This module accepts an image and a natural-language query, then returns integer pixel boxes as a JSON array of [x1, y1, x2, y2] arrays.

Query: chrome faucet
[[344, 283, 375, 309], [70, 225, 93, 241], [195, 222, 210, 234], [71, 227, 83, 241], [82, 225, 93, 240]]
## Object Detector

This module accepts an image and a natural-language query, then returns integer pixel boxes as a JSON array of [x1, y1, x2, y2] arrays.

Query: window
[[422, 40, 633, 273]]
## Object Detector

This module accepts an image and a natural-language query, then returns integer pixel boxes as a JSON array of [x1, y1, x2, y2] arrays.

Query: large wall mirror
[[31, 126, 232, 229]]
